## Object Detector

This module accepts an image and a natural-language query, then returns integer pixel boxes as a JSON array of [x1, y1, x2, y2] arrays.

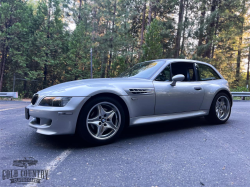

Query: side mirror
[[170, 74, 185, 86]]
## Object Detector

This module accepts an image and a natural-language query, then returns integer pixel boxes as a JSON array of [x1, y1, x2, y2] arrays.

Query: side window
[[196, 63, 220, 81], [171, 62, 196, 81], [188, 68, 195, 81], [155, 65, 171, 81]]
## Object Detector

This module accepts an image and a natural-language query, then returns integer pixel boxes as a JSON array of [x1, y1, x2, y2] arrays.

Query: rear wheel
[[76, 97, 125, 145], [205, 93, 231, 124]]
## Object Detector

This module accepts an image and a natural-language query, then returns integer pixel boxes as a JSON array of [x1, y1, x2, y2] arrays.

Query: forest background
[[1, 0, 250, 98]]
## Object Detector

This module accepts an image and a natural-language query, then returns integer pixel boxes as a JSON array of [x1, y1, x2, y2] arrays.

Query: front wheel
[[76, 97, 126, 145], [205, 93, 231, 124]]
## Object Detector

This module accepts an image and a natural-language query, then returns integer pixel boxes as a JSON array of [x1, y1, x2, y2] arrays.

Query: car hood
[[37, 78, 153, 97]]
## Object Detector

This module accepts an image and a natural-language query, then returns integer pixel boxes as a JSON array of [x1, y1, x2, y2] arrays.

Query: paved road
[[0, 101, 250, 187]]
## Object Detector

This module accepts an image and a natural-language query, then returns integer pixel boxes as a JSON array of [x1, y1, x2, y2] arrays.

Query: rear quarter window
[[196, 63, 221, 81]]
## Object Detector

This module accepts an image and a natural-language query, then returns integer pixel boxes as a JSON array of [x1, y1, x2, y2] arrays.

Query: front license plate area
[[25, 107, 30, 120]]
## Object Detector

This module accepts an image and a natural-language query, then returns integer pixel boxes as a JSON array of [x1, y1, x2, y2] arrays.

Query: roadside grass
[[231, 87, 250, 100], [233, 96, 250, 100]]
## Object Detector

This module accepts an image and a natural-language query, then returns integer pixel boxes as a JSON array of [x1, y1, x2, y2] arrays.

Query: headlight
[[39, 97, 72, 107]]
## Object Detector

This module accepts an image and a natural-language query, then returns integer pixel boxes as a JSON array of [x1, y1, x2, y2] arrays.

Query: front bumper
[[26, 97, 88, 135]]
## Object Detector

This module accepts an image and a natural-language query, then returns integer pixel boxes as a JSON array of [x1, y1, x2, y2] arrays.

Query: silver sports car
[[25, 59, 232, 145]]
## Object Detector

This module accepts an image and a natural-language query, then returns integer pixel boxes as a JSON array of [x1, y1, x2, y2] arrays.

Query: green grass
[[233, 96, 250, 100]]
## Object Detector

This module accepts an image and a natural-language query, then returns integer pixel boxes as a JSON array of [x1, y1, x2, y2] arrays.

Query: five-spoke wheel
[[87, 102, 121, 140], [77, 97, 125, 145]]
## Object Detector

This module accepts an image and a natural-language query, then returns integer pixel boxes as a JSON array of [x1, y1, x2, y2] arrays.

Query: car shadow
[[120, 116, 211, 141], [30, 116, 213, 149]]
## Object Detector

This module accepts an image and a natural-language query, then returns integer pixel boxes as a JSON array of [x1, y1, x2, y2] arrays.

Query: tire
[[205, 92, 231, 124], [76, 96, 126, 145]]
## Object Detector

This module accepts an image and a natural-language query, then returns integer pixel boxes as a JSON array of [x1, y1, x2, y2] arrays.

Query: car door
[[153, 62, 205, 115]]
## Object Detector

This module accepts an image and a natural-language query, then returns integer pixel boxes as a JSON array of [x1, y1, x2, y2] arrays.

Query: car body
[[25, 59, 232, 144]]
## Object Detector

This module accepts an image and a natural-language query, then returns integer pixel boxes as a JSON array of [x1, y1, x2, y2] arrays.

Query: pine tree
[[174, 0, 184, 58], [142, 19, 163, 61]]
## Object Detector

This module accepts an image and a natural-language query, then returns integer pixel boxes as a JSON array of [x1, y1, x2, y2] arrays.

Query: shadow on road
[[29, 116, 214, 150], [121, 116, 210, 139]]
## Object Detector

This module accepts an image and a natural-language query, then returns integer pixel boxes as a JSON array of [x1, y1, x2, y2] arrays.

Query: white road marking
[[25, 149, 72, 187], [45, 149, 72, 172]]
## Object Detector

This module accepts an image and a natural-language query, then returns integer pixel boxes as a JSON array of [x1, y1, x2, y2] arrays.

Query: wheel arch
[[215, 89, 233, 107], [205, 89, 232, 123], [207, 89, 233, 113], [77, 92, 130, 130]]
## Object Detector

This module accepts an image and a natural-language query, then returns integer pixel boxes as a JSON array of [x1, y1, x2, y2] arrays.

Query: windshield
[[118, 60, 165, 79]]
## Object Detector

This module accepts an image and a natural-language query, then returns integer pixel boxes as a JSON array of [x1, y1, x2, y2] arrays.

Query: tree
[[0, 0, 35, 92], [142, 19, 163, 61], [1, 0, 250, 96], [236, 0, 246, 83], [197, 0, 206, 57], [139, 2, 147, 60], [247, 46, 250, 89], [174, 0, 184, 58]]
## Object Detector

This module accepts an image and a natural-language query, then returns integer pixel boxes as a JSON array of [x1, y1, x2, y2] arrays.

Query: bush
[[230, 86, 249, 92]]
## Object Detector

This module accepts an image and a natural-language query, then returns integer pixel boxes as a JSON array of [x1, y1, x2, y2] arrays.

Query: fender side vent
[[129, 88, 154, 95]]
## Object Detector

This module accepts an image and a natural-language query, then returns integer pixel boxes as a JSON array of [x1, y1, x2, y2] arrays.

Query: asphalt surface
[[0, 101, 250, 187]]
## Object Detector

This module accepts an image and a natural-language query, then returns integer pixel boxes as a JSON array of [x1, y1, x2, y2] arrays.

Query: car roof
[[153, 59, 210, 65], [154, 58, 219, 70]]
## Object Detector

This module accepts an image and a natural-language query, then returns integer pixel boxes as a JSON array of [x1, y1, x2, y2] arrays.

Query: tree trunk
[[197, 0, 206, 56], [84, 0, 87, 31], [174, 0, 184, 58], [211, 0, 221, 58], [101, 21, 109, 78], [140, 3, 146, 48], [211, 8, 219, 58], [90, 5, 96, 78], [79, 0, 82, 21], [131, 40, 134, 65], [92, 6, 96, 42], [0, 45, 8, 92], [101, 52, 108, 78], [107, 50, 112, 78], [148, 0, 152, 26], [43, 64, 47, 88], [44, 0, 51, 88], [181, 0, 188, 56], [107, 1, 116, 78], [0, 14, 10, 92], [23, 79, 27, 97], [236, 0, 246, 83], [247, 47, 250, 90], [100, 60, 104, 78], [204, 0, 217, 58]]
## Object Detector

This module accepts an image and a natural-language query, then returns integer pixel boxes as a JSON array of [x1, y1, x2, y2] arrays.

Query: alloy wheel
[[215, 96, 230, 121], [86, 102, 121, 140]]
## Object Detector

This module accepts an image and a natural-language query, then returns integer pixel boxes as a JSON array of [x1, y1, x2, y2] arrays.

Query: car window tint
[[189, 68, 194, 81], [118, 60, 165, 79], [155, 65, 171, 81], [171, 62, 196, 81], [197, 63, 220, 81]]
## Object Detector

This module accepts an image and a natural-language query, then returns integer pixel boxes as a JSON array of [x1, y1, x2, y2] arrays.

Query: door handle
[[194, 87, 202, 90]]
